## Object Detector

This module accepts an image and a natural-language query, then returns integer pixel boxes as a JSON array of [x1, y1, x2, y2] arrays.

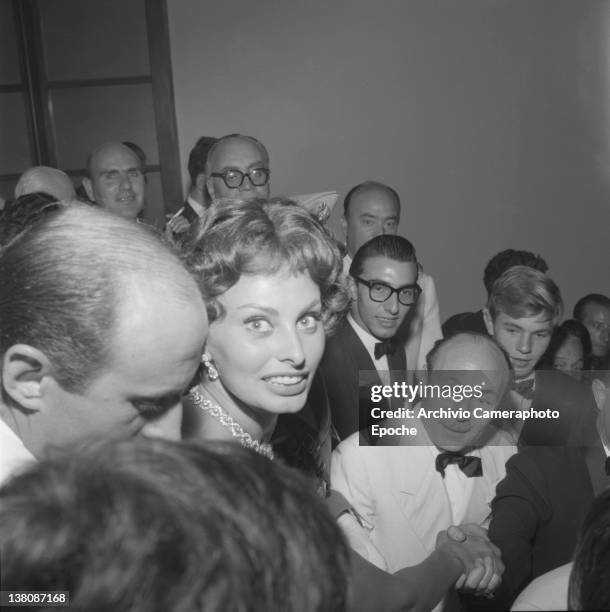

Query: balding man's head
[[83, 142, 145, 219], [0, 204, 207, 457], [423, 332, 512, 451], [14, 166, 75, 202], [342, 181, 400, 257], [205, 134, 270, 202]]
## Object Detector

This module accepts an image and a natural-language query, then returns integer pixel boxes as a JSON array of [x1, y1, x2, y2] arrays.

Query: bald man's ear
[[82, 177, 94, 202], [205, 176, 216, 201], [592, 378, 608, 412], [2, 345, 53, 412], [341, 214, 347, 237], [195, 173, 207, 198], [483, 308, 495, 336]]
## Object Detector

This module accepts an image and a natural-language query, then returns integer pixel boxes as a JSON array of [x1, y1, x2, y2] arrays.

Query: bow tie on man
[[436, 451, 483, 478], [512, 377, 535, 400], [375, 338, 398, 359]]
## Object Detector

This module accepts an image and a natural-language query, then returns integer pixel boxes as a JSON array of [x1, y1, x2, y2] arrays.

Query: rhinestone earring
[[201, 352, 219, 381]]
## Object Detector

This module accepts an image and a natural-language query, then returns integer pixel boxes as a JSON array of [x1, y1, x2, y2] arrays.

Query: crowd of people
[[0, 133, 609, 611]]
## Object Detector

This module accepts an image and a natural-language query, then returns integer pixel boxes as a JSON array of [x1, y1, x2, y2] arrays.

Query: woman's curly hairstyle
[[182, 198, 349, 335]]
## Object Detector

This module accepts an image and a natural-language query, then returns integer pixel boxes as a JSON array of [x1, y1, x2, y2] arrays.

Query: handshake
[[436, 523, 503, 597]]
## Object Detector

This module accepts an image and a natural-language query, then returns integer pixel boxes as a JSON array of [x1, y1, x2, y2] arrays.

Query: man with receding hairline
[[83, 141, 146, 219], [0, 204, 208, 484], [342, 180, 442, 372], [205, 133, 270, 203]]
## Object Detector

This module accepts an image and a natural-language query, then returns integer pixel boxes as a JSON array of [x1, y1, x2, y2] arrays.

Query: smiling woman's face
[[205, 268, 325, 415]]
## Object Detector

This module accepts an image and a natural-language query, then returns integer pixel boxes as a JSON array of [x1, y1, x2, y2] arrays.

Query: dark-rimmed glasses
[[210, 168, 270, 189], [352, 276, 421, 306]]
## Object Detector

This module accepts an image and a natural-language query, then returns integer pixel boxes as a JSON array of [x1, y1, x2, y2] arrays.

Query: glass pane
[[0, 93, 32, 174], [51, 83, 159, 171], [0, 0, 21, 85], [40, 0, 150, 81]]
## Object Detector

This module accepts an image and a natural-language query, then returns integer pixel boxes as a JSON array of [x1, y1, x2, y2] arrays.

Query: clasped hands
[[436, 523, 503, 597]]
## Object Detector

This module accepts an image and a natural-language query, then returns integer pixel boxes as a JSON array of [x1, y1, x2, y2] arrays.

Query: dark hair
[[349, 234, 417, 278], [483, 249, 548, 295], [121, 141, 147, 168], [539, 319, 592, 371], [188, 136, 218, 183], [0, 204, 199, 392], [0, 192, 61, 246], [0, 438, 349, 612], [591, 354, 610, 385], [573, 293, 610, 321], [184, 198, 348, 335], [569, 488, 610, 610], [487, 265, 562, 323], [343, 180, 400, 216]]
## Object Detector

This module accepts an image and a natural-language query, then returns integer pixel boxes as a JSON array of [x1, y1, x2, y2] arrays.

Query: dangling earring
[[201, 352, 219, 381]]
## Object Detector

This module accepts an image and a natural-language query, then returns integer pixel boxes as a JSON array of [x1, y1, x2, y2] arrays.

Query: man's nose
[[517, 333, 532, 354], [383, 292, 400, 314]]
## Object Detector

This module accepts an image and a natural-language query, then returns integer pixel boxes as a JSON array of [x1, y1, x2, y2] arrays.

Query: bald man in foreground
[[83, 142, 146, 219], [332, 332, 517, 611], [0, 204, 208, 484]]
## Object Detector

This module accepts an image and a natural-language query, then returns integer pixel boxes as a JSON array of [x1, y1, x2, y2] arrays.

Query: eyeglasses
[[352, 276, 421, 306], [210, 168, 270, 189]]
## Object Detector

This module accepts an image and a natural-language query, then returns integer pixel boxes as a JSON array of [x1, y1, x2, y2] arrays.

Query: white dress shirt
[[0, 417, 36, 486]]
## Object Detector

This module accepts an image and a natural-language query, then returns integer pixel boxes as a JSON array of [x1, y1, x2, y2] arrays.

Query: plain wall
[[168, 0, 610, 320]]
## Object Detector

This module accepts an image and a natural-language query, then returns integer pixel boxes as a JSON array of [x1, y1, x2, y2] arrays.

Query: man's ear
[[195, 173, 207, 198], [483, 308, 495, 336], [2, 344, 53, 411], [346, 274, 358, 303], [591, 378, 608, 412], [341, 214, 347, 238], [82, 177, 94, 202], [205, 177, 215, 201]]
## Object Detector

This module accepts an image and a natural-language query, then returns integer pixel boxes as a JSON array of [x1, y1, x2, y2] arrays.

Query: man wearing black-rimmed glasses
[[320, 234, 419, 443], [205, 133, 270, 202]]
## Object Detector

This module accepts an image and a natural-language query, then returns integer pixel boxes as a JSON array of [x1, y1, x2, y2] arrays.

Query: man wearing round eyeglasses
[[320, 234, 419, 442], [205, 134, 270, 202]]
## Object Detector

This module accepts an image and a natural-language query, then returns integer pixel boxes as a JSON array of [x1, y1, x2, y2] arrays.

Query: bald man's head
[[15, 166, 75, 202], [342, 181, 400, 257], [83, 142, 145, 219], [0, 204, 207, 455], [205, 134, 270, 202], [423, 333, 512, 451]]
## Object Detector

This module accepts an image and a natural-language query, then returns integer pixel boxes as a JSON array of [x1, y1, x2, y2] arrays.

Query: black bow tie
[[374, 339, 398, 360], [605, 456, 610, 476], [435, 451, 483, 478], [512, 378, 535, 400]]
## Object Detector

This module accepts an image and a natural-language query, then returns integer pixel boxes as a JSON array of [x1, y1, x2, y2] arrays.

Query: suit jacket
[[319, 319, 404, 443], [488, 446, 594, 609], [518, 370, 597, 447], [330, 424, 516, 574]]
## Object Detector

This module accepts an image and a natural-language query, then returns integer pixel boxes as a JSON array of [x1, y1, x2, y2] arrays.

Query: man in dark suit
[[319, 234, 420, 443], [488, 445, 595, 609], [166, 136, 218, 238], [483, 265, 596, 446]]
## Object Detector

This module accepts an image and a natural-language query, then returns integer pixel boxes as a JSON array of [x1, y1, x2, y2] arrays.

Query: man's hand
[[166, 216, 190, 235], [436, 523, 503, 596]]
